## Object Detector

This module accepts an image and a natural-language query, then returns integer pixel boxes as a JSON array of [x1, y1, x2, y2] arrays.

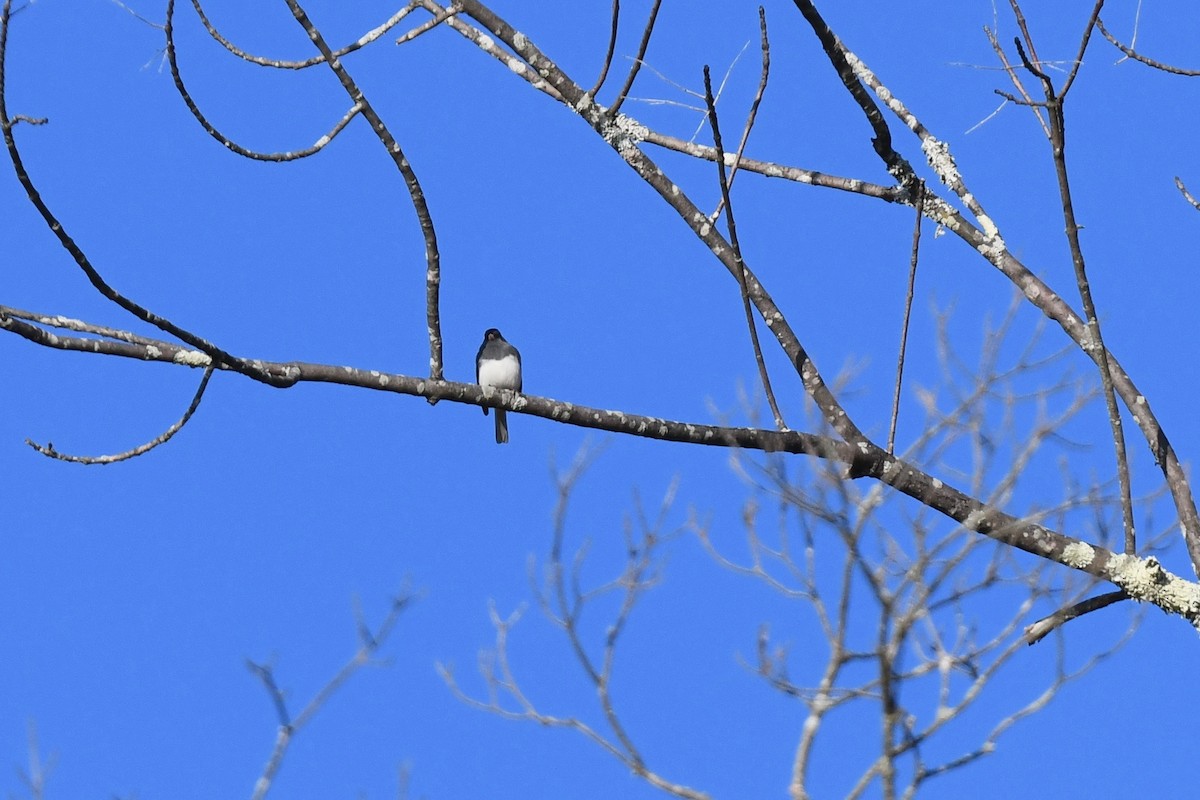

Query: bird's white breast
[[478, 354, 521, 390]]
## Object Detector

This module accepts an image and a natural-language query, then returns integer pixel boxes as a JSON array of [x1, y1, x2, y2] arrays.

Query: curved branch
[[1096, 16, 1200, 76], [167, 0, 361, 161], [191, 0, 417, 69], [588, 0, 620, 97], [283, 0, 444, 382], [606, 0, 661, 116], [0, 1, 292, 388], [1176, 176, 1200, 210], [27, 366, 215, 465], [790, 0, 916, 186]]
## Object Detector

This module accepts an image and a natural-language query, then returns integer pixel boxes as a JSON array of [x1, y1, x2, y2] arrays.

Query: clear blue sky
[[4, 1, 1199, 798]]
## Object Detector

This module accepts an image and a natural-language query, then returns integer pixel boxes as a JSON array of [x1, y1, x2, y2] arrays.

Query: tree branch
[[26, 366, 215, 465]]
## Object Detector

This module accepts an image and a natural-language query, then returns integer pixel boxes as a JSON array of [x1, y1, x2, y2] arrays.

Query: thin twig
[[588, 0, 620, 96], [1175, 176, 1200, 210], [168, 1, 362, 161], [790, 0, 916, 185], [887, 185, 924, 454], [26, 366, 215, 464], [607, 0, 661, 116], [703, 65, 786, 432], [395, 2, 460, 46], [248, 591, 414, 800], [1059, 0, 1106, 97], [712, 6, 770, 221], [18, 720, 53, 800], [984, 26, 1049, 137], [1010, 4, 1136, 555], [1096, 16, 1200, 76], [1024, 590, 1129, 644], [191, 0, 416, 69], [110, 0, 164, 29]]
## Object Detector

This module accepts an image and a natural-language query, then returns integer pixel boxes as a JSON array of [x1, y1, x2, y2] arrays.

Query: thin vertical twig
[[888, 185, 924, 455], [607, 0, 662, 116], [1060, 0, 1106, 97], [712, 6, 770, 222], [703, 66, 786, 432], [589, 0, 620, 96], [1010, 3, 1135, 555]]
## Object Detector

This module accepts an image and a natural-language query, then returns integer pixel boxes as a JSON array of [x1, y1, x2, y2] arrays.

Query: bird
[[476, 328, 522, 444]]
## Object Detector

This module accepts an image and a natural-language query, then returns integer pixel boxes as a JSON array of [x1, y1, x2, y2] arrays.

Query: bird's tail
[[494, 408, 509, 444]]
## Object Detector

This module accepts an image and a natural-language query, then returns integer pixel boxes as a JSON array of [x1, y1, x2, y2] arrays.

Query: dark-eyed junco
[[476, 328, 522, 444]]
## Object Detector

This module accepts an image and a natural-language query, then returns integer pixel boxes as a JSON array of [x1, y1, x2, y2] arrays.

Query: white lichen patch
[[508, 59, 526, 75], [1103, 554, 1200, 624], [145, 345, 162, 360], [173, 349, 211, 367], [1106, 553, 1166, 597], [976, 233, 1007, 261], [921, 137, 960, 186], [600, 113, 647, 159], [512, 32, 528, 52], [1061, 541, 1095, 569]]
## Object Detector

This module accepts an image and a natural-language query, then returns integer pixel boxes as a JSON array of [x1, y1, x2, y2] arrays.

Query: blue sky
[[4, 1, 1200, 798]]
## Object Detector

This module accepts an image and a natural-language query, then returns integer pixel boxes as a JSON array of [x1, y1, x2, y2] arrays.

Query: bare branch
[[282, 0, 445, 383], [5, 301, 1193, 618], [607, 0, 661, 116], [1059, 1, 1106, 97], [455, 0, 871, 451], [984, 25, 1050, 136], [190, 0, 417, 69], [887, 184, 924, 455], [26, 366, 215, 465], [1005, 6, 1137, 557], [1023, 590, 1129, 644], [395, 2, 461, 46], [702, 64, 786, 432], [446, 464, 708, 799], [0, 1, 291, 388], [588, 0, 620, 96], [711, 6, 771, 217], [168, 1, 363, 161], [1175, 176, 1200, 210], [248, 590, 414, 800], [1096, 16, 1200, 76]]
